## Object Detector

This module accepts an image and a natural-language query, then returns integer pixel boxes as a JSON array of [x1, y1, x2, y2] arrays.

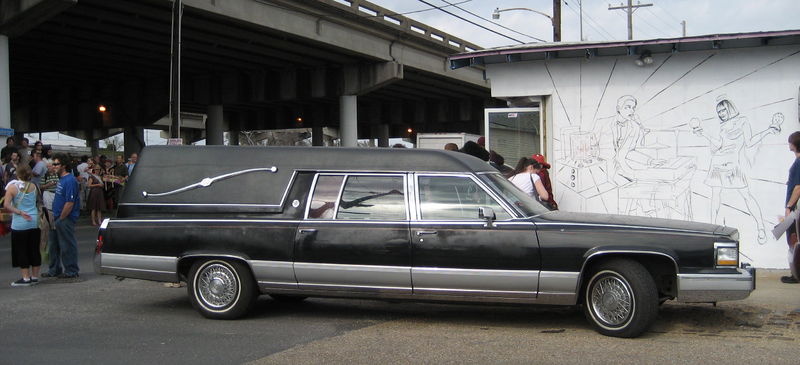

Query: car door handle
[[299, 229, 317, 234], [416, 230, 438, 236]]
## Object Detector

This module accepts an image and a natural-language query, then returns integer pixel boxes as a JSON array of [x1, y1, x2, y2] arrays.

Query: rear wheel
[[583, 259, 658, 338], [188, 259, 257, 319]]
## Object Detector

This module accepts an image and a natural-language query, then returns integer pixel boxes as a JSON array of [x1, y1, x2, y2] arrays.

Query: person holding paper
[[782, 131, 800, 284]]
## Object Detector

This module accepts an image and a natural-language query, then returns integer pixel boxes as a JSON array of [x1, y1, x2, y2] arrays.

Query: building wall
[[486, 44, 800, 268]]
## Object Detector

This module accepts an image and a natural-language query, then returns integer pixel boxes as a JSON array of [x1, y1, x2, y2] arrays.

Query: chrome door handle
[[416, 230, 438, 236], [299, 229, 317, 234]]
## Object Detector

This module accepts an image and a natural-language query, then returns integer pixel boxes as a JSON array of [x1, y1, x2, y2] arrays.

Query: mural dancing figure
[[692, 96, 781, 244]]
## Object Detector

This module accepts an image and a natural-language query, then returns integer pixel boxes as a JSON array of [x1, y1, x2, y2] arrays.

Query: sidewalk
[[738, 269, 800, 313]]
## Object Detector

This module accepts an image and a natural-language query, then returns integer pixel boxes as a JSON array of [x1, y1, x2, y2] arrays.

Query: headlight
[[714, 242, 738, 267]]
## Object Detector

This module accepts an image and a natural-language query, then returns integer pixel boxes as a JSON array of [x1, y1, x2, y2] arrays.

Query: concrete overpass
[[0, 0, 495, 152]]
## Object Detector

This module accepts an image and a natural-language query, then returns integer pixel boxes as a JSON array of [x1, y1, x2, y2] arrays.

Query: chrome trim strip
[[677, 269, 754, 302], [538, 271, 580, 298], [99, 218, 110, 229], [120, 203, 282, 208], [101, 266, 175, 275], [580, 250, 679, 278], [412, 267, 538, 294], [250, 260, 296, 285], [107, 219, 306, 224], [413, 287, 537, 296], [142, 166, 278, 197], [533, 221, 714, 235], [304, 173, 322, 219], [101, 253, 177, 273], [99, 267, 179, 282], [294, 262, 411, 291]]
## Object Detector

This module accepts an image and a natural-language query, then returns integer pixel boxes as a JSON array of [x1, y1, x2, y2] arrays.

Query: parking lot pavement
[[250, 269, 800, 365], [1, 223, 798, 364]]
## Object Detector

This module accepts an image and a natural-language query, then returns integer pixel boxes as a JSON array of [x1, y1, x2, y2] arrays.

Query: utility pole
[[169, 0, 183, 141], [553, 0, 561, 42], [579, 0, 584, 41], [681, 20, 686, 37], [608, 0, 652, 40]]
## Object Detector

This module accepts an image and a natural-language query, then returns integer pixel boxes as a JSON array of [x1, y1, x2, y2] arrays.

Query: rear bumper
[[676, 266, 755, 303]]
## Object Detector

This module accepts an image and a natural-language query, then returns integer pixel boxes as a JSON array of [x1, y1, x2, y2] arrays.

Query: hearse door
[[294, 173, 412, 295], [410, 174, 541, 300]]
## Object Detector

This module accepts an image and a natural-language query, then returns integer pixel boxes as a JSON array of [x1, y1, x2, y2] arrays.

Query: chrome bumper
[[676, 266, 755, 303]]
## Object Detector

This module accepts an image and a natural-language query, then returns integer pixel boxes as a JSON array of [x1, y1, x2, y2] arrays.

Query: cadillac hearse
[[94, 145, 755, 337]]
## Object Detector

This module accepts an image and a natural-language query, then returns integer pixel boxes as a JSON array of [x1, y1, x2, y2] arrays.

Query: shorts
[[11, 228, 42, 268]]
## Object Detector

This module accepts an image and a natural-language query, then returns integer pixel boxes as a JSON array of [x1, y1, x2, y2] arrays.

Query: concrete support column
[[312, 126, 324, 146], [124, 127, 145, 157], [206, 104, 224, 145], [376, 124, 389, 147], [85, 130, 99, 157], [340, 95, 357, 147], [0, 35, 10, 129]]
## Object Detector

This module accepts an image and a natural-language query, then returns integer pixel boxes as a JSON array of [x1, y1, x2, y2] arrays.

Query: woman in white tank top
[[508, 157, 550, 202]]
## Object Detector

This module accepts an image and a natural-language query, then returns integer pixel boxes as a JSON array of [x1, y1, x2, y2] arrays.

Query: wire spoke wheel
[[197, 263, 239, 309], [590, 275, 633, 326], [188, 259, 257, 319]]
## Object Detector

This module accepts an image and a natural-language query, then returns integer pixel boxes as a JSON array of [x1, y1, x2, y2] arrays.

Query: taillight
[[95, 234, 104, 254]]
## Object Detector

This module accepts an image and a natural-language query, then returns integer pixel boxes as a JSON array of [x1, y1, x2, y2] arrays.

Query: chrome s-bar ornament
[[142, 167, 278, 198]]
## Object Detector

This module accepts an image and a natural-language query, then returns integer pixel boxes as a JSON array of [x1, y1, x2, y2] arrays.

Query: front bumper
[[676, 265, 755, 303]]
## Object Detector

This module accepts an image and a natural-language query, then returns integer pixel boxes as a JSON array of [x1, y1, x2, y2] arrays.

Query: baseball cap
[[531, 153, 550, 168]]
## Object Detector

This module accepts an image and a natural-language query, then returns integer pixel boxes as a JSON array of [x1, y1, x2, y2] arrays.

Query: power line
[[613, 11, 657, 39], [567, 0, 616, 40], [439, 0, 545, 42], [637, 11, 669, 38], [415, 0, 525, 44], [608, 0, 654, 40], [564, 0, 614, 41], [643, 7, 682, 34], [362, 0, 473, 18]]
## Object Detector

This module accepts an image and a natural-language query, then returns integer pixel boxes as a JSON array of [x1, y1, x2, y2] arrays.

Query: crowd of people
[[445, 137, 558, 211], [1, 136, 137, 287]]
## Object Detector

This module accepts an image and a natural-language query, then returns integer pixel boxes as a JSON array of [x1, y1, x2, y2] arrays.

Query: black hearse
[[95, 145, 754, 338]]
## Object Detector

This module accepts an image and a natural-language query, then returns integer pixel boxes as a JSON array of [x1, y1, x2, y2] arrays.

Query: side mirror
[[478, 207, 496, 227]]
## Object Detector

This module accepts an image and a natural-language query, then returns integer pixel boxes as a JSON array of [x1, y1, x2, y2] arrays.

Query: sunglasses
[[52, 162, 61, 166]]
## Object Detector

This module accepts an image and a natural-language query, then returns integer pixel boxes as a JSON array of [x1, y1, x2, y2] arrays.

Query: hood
[[536, 210, 737, 238]]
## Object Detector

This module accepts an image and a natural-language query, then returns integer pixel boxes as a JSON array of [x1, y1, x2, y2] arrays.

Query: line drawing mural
[[550, 47, 797, 257], [558, 95, 697, 219], [691, 96, 783, 244]]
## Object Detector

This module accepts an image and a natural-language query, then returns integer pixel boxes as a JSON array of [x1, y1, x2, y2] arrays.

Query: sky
[[367, 0, 800, 48]]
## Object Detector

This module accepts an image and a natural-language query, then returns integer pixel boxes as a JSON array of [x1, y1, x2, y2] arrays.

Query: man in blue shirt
[[783, 132, 800, 284], [43, 155, 81, 279]]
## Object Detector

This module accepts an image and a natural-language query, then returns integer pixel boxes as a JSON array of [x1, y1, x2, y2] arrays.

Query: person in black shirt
[[782, 131, 800, 284], [1, 137, 17, 163]]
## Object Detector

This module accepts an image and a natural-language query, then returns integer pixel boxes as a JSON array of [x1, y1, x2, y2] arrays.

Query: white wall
[[486, 44, 800, 268]]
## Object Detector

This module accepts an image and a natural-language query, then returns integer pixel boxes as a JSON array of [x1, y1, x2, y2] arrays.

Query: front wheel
[[583, 259, 658, 338], [188, 259, 257, 319]]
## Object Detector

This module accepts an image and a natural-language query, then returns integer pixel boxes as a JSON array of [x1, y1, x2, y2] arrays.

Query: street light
[[492, 7, 560, 42]]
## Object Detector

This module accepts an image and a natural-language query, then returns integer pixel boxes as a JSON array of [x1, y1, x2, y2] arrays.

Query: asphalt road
[[1, 222, 798, 365]]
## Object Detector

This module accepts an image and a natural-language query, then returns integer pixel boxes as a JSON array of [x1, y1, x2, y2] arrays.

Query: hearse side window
[[336, 176, 406, 221], [417, 176, 512, 221], [307, 175, 345, 219]]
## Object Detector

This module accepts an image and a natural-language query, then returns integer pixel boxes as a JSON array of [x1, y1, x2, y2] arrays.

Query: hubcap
[[197, 263, 238, 309], [590, 275, 633, 327]]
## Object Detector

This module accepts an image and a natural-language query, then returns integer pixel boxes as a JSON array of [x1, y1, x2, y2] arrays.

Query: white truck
[[415, 133, 481, 150]]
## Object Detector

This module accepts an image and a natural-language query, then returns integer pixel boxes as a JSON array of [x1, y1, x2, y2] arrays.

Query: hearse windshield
[[479, 173, 550, 217]]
